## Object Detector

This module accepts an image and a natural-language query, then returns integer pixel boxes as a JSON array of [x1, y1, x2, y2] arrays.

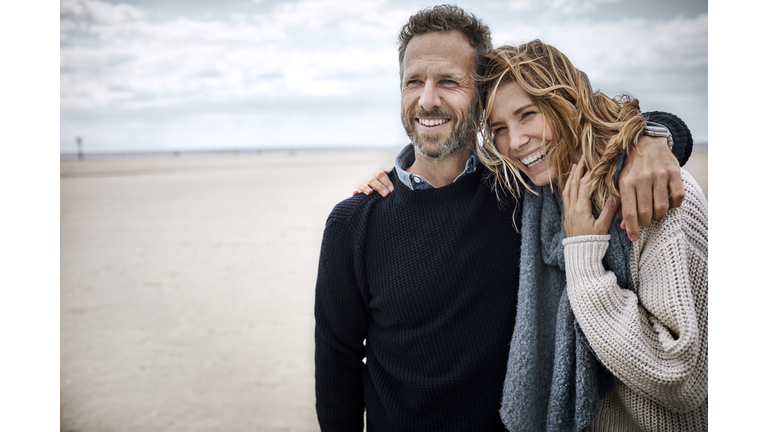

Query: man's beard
[[402, 100, 478, 160]]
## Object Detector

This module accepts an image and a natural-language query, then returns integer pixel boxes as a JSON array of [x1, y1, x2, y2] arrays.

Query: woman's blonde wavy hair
[[477, 40, 646, 218]]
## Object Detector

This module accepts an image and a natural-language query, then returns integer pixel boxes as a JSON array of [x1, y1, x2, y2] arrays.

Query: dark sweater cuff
[[642, 111, 693, 167]]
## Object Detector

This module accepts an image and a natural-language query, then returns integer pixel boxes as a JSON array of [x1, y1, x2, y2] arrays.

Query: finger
[[562, 163, 577, 211], [352, 190, 359, 196], [577, 165, 591, 202], [374, 169, 395, 193], [651, 174, 670, 220], [620, 187, 640, 242], [358, 181, 373, 195], [367, 177, 390, 197], [668, 169, 685, 208], [634, 176, 653, 228], [570, 157, 586, 208], [595, 197, 620, 234]]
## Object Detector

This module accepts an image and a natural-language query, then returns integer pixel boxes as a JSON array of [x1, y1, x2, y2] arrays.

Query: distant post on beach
[[77, 137, 83, 160]]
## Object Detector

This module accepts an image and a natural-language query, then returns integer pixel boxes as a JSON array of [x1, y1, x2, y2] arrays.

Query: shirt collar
[[394, 144, 478, 190]]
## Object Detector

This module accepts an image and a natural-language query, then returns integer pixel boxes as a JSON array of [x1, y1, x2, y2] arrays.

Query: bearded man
[[314, 5, 692, 431]]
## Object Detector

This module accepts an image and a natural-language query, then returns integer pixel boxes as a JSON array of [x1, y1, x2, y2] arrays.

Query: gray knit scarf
[[499, 183, 633, 432]]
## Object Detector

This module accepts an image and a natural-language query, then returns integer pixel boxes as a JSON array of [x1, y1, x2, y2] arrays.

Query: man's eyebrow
[[403, 72, 466, 81], [403, 74, 421, 83]]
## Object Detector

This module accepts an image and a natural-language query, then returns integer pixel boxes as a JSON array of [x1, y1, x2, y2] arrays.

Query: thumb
[[596, 197, 620, 234]]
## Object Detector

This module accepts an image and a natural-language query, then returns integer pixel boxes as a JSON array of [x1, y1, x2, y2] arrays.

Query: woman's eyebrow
[[512, 103, 536, 116]]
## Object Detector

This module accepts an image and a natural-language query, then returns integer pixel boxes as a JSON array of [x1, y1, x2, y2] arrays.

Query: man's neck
[[406, 145, 474, 188]]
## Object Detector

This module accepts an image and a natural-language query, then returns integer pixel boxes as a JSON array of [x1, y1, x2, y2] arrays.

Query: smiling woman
[[477, 40, 708, 432], [487, 80, 556, 187], [480, 41, 647, 215]]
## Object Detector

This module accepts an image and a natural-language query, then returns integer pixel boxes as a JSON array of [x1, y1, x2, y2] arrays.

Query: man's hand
[[618, 135, 684, 241], [352, 167, 395, 197]]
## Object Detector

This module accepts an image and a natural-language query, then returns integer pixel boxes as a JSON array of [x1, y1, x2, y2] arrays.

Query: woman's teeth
[[521, 150, 546, 168], [418, 118, 449, 126]]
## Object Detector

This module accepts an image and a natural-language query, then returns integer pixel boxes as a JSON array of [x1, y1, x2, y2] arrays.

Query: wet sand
[[60, 148, 707, 432]]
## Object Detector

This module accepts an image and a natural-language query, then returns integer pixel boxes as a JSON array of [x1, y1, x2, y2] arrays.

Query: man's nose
[[419, 81, 441, 110]]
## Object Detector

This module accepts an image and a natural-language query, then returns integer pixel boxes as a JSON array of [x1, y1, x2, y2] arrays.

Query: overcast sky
[[60, 0, 707, 154]]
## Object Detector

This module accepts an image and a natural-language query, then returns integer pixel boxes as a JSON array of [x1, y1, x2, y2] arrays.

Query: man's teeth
[[521, 151, 546, 167], [418, 118, 449, 126]]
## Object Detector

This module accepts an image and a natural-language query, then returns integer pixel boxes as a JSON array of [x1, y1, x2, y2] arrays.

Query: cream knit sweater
[[562, 169, 708, 432]]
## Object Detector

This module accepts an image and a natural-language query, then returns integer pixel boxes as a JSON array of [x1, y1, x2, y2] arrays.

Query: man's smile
[[417, 118, 450, 127]]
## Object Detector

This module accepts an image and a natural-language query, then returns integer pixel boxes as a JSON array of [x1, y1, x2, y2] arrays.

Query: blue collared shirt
[[394, 144, 478, 190]]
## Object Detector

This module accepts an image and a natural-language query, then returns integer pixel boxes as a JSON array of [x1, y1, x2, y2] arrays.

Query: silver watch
[[643, 124, 674, 151]]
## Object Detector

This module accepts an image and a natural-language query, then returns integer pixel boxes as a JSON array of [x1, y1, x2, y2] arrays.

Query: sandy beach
[[60, 148, 707, 432]]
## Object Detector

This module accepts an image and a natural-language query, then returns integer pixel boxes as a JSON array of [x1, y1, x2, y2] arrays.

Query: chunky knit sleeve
[[562, 169, 707, 414], [314, 204, 369, 431]]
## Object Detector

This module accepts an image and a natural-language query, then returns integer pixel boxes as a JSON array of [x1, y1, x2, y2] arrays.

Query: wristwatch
[[643, 124, 674, 151]]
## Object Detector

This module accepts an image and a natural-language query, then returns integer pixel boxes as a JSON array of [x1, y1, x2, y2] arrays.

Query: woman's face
[[487, 80, 557, 187]]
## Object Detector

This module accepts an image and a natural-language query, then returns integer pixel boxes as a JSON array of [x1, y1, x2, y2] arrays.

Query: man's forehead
[[403, 31, 474, 75]]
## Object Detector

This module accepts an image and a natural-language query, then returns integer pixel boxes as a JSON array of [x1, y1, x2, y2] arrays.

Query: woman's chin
[[525, 170, 554, 187], [517, 157, 557, 187]]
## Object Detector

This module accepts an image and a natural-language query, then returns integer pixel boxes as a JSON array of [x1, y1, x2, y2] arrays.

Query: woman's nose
[[509, 127, 529, 151]]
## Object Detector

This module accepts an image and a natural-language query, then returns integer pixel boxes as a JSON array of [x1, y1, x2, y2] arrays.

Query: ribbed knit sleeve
[[315, 204, 369, 431], [562, 169, 707, 419]]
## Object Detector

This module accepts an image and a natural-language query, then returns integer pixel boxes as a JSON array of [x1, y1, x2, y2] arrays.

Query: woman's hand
[[352, 167, 395, 197], [563, 157, 620, 237]]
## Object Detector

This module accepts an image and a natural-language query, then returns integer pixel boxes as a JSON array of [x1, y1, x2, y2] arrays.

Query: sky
[[59, 0, 708, 154]]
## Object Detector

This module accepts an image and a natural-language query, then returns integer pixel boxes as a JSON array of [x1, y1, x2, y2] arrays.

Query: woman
[[479, 41, 707, 431]]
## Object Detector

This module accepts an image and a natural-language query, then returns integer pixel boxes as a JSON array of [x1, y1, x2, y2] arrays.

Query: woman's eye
[[521, 111, 535, 120]]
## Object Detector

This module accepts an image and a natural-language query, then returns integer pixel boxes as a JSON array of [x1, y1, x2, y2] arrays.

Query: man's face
[[401, 30, 478, 159]]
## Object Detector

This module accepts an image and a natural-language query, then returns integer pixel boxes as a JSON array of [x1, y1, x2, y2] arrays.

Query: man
[[314, 5, 691, 431]]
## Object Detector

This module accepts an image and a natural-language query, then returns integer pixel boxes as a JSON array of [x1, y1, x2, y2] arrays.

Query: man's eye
[[442, 80, 458, 86]]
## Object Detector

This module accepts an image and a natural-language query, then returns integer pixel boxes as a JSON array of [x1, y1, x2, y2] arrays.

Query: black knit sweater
[[315, 166, 522, 431]]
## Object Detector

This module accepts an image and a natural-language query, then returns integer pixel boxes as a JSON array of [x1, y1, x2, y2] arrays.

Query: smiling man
[[314, 5, 692, 431], [401, 30, 478, 168]]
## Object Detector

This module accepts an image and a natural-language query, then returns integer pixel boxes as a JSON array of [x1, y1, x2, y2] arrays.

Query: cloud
[[506, 0, 622, 13], [59, 0, 707, 150], [60, 0, 144, 25], [492, 13, 707, 82], [60, 0, 410, 110]]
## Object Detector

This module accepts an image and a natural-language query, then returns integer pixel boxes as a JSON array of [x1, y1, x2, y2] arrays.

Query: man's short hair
[[397, 4, 493, 83]]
